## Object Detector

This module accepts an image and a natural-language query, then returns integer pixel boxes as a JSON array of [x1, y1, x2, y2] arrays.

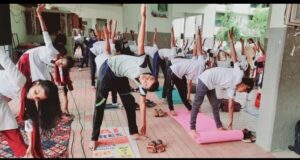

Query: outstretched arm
[[240, 38, 245, 55], [103, 26, 111, 54], [197, 27, 203, 56], [228, 27, 237, 63], [111, 20, 117, 40], [36, 4, 59, 58], [137, 4, 146, 56], [108, 19, 112, 40], [257, 40, 266, 55], [123, 27, 128, 40], [192, 29, 198, 57], [218, 40, 223, 49], [36, 4, 47, 32], [152, 27, 157, 45], [171, 27, 176, 48], [183, 39, 189, 51]]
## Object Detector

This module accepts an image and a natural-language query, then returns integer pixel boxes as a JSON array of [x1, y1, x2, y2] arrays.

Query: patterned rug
[[0, 116, 73, 158]]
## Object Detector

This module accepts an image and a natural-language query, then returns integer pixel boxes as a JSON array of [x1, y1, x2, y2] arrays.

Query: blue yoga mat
[[155, 86, 182, 104]]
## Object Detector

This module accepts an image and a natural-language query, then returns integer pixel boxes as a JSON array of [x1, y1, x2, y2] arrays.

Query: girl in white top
[[0, 48, 28, 157], [190, 27, 254, 138]]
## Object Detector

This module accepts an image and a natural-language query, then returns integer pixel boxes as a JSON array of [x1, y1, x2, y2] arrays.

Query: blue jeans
[[190, 79, 223, 130], [152, 51, 168, 97]]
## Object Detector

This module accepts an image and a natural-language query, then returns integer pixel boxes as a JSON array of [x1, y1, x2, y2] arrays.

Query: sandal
[[158, 109, 165, 117], [242, 128, 256, 143], [147, 140, 157, 153], [155, 139, 166, 153], [153, 109, 159, 117]]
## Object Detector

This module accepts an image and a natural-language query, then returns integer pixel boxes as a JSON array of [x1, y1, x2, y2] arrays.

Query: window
[[285, 4, 300, 26], [25, 8, 72, 36], [215, 13, 225, 27]]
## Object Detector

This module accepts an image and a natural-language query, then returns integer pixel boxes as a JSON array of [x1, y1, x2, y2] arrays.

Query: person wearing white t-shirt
[[190, 28, 254, 138], [89, 5, 159, 150], [166, 28, 206, 116], [0, 48, 28, 158]]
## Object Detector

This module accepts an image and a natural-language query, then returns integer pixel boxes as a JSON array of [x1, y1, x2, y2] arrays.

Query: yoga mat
[[169, 108, 243, 144], [0, 116, 73, 158], [93, 127, 141, 158], [155, 86, 182, 104]]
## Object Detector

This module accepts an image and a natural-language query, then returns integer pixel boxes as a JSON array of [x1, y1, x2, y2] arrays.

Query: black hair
[[54, 44, 67, 56], [254, 61, 264, 68], [64, 56, 75, 69], [241, 78, 254, 93], [147, 79, 159, 92], [25, 80, 62, 132], [114, 39, 135, 56]]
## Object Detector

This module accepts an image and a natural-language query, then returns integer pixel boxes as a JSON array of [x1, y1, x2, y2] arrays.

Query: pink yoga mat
[[169, 108, 243, 144]]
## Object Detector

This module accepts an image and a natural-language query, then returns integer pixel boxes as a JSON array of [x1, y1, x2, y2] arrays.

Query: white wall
[[9, 4, 28, 44], [52, 4, 123, 32], [269, 4, 286, 28], [122, 4, 173, 33]]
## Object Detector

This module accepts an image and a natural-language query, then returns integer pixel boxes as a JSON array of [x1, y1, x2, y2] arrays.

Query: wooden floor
[[7, 61, 297, 158], [62, 65, 276, 158]]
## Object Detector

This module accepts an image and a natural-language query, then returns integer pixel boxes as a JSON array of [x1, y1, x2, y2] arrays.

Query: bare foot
[[131, 133, 149, 141], [189, 130, 198, 139], [88, 141, 97, 151], [170, 110, 177, 116], [217, 127, 226, 131], [131, 133, 140, 140]]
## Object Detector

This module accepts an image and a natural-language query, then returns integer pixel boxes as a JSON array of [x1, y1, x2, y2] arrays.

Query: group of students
[[0, 4, 265, 157]]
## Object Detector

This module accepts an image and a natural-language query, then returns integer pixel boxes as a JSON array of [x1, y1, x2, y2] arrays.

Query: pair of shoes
[[242, 128, 256, 143], [153, 108, 165, 117], [147, 139, 166, 153]]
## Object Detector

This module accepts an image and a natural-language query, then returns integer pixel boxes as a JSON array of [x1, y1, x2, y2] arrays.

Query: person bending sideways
[[89, 4, 159, 150], [189, 27, 254, 138]]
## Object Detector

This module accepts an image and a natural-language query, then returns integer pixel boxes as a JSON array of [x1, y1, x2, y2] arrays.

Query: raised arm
[[197, 27, 203, 56], [212, 35, 216, 49], [228, 27, 237, 63], [152, 27, 157, 45], [94, 24, 101, 40], [240, 38, 245, 55], [36, 4, 47, 32], [193, 29, 198, 57], [217, 40, 223, 49], [103, 26, 111, 54], [171, 27, 176, 48], [108, 19, 112, 40], [183, 39, 189, 51], [137, 4, 146, 55], [202, 38, 207, 48], [123, 27, 128, 40], [257, 39, 266, 55], [111, 20, 117, 40]]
